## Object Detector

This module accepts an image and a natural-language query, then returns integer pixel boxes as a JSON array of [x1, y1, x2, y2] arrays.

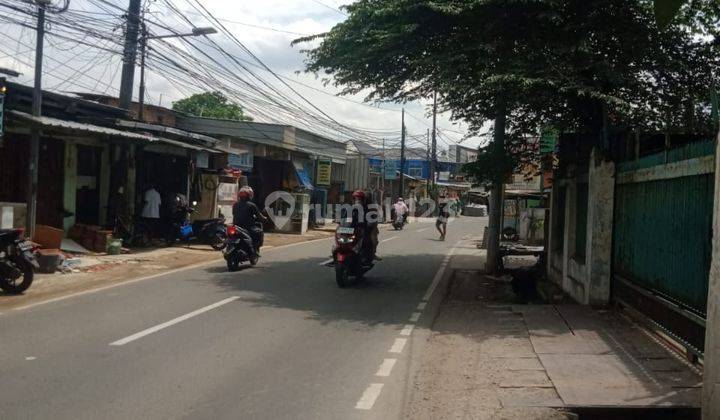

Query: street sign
[[540, 127, 558, 154], [316, 158, 332, 186], [384, 160, 397, 180]]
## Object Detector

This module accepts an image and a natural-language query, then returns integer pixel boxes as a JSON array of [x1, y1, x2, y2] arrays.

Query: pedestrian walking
[[436, 194, 450, 241]]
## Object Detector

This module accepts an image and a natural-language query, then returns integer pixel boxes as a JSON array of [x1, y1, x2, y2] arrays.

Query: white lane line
[[380, 236, 398, 243], [9, 236, 336, 314], [110, 296, 239, 346], [355, 383, 384, 410], [409, 312, 421, 322], [417, 302, 427, 311], [417, 227, 430, 232], [318, 258, 334, 266], [25, 356, 36, 361], [375, 358, 397, 377], [400, 324, 415, 336], [421, 246, 457, 302], [389, 338, 407, 353]]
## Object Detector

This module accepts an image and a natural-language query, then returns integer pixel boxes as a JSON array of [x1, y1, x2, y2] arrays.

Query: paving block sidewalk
[[405, 238, 702, 419], [0, 229, 334, 312]]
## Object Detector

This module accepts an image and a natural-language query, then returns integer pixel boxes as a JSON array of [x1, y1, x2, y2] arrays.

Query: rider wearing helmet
[[351, 189, 380, 262], [232, 186, 267, 256]]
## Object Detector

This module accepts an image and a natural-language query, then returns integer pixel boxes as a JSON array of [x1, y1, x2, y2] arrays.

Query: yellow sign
[[316, 159, 332, 186]]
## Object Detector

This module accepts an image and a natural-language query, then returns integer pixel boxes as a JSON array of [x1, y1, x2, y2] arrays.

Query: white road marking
[[25, 356, 36, 361], [8, 235, 336, 314], [355, 383, 384, 410], [421, 245, 457, 302], [417, 302, 427, 311], [400, 324, 415, 336], [380, 236, 398, 243], [110, 296, 239, 346], [389, 338, 407, 353], [417, 227, 430, 232], [375, 358, 397, 377], [409, 312, 421, 322], [318, 258, 334, 266]]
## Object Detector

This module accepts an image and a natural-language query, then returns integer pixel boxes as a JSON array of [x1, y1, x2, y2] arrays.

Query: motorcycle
[[391, 210, 406, 230], [331, 221, 374, 288], [0, 229, 39, 294], [223, 224, 259, 271], [165, 197, 227, 250]]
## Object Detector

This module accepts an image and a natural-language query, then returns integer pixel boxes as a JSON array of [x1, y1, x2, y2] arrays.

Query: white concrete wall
[[547, 148, 614, 305], [703, 137, 720, 419]]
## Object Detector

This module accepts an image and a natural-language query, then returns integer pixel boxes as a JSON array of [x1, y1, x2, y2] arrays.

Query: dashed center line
[[380, 236, 398, 243], [375, 358, 397, 377], [389, 338, 407, 353], [400, 324, 415, 336], [110, 296, 239, 346], [417, 302, 427, 311], [318, 258, 334, 266], [417, 227, 430, 232], [355, 383, 384, 410], [409, 312, 421, 322]]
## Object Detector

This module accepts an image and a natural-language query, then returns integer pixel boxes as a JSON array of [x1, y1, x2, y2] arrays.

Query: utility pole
[[400, 108, 406, 200], [27, 3, 47, 238], [426, 129, 430, 195], [119, 0, 142, 110], [137, 19, 147, 121], [431, 91, 438, 186]]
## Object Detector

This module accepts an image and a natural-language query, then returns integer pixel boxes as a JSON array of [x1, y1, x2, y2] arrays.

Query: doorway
[[75, 145, 102, 225]]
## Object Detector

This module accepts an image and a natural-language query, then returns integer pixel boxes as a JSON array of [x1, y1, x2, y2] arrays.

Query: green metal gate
[[612, 141, 714, 354]]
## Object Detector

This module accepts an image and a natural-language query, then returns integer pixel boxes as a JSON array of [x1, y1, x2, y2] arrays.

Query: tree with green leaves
[[172, 91, 252, 121], [297, 0, 719, 272]]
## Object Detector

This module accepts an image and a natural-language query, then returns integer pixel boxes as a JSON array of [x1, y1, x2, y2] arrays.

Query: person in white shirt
[[393, 198, 409, 224], [141, 185, 162, 219]]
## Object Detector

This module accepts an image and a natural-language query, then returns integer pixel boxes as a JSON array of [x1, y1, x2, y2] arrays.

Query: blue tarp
[[295, 168, 314, 190]]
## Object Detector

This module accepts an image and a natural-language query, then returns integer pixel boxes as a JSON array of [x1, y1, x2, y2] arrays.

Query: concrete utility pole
[[400, 108, 406, 199], [119, 0, 142, 110], [137, 19, 147, 120], [426, 129, 430, 194], [26, 3, 47, 238], [431, 91, 438, 186]]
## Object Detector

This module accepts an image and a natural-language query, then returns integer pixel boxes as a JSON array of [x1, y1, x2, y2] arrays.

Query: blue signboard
[[384, 159, 397, 180]]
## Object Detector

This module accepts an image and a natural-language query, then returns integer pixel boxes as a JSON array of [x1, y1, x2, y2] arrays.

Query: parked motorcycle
[[0, 229, 38, 294], [331, 221, 374, 288], [223, 225, 259, 271], [165, 197, 227, 250]]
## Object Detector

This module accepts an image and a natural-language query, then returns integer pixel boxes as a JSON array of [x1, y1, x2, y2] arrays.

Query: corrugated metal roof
[[10, 110, 219, 153]]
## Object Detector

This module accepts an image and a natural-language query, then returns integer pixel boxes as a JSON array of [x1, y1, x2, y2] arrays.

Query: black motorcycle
[[165, 197, 227, 250], [0, 229, 38, 294], [223, 224, 260, 271]]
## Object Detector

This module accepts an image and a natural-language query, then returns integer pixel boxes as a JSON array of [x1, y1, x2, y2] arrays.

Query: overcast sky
[[0, 0, 487, 149]]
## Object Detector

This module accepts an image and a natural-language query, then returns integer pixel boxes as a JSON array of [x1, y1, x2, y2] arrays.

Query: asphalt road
[[0, 217, 482, 420]]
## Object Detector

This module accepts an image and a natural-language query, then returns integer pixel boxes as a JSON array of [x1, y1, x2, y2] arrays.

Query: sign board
[[195, 151, 209, 169], [316, 159, 332, 186], [540, 128, 559, 154], [438, 171, 450, 181], [228, 151, 254, 169], [217, 182, 238, 202], [384, 160, 397, 180]]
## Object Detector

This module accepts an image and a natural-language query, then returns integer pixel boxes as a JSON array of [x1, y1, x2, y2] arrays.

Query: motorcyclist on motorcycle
[[232, 186, 267, 256], [351, 189, 380, 262], [393, 197, 408, 224]]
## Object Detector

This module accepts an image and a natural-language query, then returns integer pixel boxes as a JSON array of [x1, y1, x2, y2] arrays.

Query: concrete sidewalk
[[0, 229, 334, 312], [405, 238, 702, 419]]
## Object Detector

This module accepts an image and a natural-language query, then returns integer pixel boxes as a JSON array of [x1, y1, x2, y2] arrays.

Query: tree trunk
[[485, 94, 507, 274]]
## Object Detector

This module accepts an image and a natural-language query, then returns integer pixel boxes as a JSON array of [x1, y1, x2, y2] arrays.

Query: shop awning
[[9, 110, 220, 153]]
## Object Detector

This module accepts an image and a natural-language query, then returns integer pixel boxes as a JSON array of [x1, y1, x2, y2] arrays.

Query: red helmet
[[237, 189, 250, 200], [352, 190, 366, 201]]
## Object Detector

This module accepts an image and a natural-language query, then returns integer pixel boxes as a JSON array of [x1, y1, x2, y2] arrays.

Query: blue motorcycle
[[164, 196, 227, 250]]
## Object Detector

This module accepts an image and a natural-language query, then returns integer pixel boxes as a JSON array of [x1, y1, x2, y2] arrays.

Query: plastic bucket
[[107, 238, 123, 255]]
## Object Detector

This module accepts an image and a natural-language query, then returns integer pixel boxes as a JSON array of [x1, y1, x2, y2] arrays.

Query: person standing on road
[[436, 194, 450, 241]]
